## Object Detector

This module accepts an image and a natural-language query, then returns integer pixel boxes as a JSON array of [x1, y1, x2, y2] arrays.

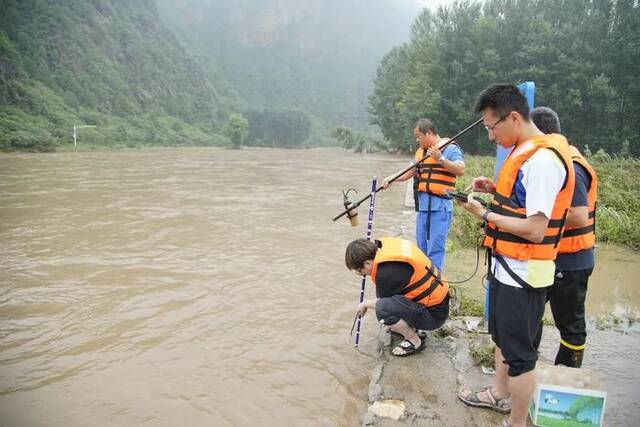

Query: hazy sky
[[408, 0, 461, 10]]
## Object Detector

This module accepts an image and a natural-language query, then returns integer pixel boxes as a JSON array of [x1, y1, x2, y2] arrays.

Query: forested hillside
[[0, 0, 232, 151], [370, 0, 640, 155]]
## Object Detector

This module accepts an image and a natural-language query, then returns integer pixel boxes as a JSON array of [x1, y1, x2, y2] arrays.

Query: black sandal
[[391, 338, 426, 357], [390, 330, 428, 341]]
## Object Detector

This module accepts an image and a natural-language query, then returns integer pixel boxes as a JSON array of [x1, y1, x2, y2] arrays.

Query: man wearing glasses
[[456, 84, 575, 427], [345, 237, 450, 357]]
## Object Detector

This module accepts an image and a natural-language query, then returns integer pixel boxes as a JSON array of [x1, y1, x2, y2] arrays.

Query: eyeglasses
[[484, 112, 511, 132]]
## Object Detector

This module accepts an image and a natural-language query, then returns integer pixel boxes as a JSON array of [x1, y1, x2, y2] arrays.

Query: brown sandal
[[457, 387, 511, 414]]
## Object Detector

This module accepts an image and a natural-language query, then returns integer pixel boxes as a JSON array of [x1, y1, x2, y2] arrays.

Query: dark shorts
[[548, 268, 592, 347], [375, 294, 449, 331], [488, 277, 546, 377]]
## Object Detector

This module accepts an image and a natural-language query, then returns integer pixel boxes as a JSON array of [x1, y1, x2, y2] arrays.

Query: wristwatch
[[482, 210, 491, 223]]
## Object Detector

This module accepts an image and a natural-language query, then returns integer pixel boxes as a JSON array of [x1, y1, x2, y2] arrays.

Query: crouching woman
[[345, 237, 450, 356]]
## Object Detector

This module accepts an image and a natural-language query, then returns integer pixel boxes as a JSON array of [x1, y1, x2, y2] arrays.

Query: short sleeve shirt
[[555, 162, 595, 271], [374, 262, 414, 298]]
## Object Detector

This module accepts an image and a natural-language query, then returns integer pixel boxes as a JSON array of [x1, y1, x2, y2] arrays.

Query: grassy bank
[[449, 154, 640, 250]]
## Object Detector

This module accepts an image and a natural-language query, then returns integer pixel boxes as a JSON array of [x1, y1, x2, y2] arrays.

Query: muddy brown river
[[1, 148, 638, 426]]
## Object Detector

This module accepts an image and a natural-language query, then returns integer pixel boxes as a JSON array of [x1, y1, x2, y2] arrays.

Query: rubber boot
[[554, 343, 584, 368]]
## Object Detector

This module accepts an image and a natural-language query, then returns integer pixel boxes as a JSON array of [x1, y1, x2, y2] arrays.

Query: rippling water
[[1, 148, 638, 426], [0, 148, 416, 426]]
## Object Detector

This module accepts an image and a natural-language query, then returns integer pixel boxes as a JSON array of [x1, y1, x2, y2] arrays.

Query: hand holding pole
[[332, 117, 483, 222]]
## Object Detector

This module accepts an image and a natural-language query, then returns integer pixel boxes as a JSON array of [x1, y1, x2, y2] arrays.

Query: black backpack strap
[[492, 253, 546, 292]]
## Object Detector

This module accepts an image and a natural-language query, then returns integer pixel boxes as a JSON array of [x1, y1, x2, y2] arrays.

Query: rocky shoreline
[[361, 317, 640, 427]]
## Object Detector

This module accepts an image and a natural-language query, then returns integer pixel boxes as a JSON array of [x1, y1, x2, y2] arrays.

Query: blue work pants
[[416, 209, 452, 272]]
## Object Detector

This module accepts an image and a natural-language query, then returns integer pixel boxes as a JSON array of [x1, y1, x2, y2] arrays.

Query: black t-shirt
[[374, 261, 449, 319], [556, 162, 595, 271], [374, 261, 414, 298]]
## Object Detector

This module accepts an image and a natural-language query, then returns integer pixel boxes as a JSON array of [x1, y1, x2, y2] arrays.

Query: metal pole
[[73, 125, 96, 149], [354, 176, 377, 347]]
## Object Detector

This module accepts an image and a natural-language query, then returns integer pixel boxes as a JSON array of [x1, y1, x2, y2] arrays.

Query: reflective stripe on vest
[[370, 237, 449, 307], [558, 146, 598, 253], [415, 142, 457, 196], [482, 134, 575, 261]]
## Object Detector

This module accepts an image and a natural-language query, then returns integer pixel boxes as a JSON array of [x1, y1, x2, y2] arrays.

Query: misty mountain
[[156, 0, 417, 131], [0, 0, 420, 151]]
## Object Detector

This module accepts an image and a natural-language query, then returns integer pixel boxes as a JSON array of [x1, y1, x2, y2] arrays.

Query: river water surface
[[1, 148, 638, 426]]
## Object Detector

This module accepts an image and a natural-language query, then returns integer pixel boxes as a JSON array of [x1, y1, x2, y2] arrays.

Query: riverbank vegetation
[[448, 154, 640, 250]]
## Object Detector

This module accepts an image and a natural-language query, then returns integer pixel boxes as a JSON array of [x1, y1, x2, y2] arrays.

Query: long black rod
[[332, 117, 483, 222]]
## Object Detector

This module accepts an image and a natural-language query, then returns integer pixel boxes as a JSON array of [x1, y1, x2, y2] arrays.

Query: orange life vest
[[483, 134, 575, 261], [558, 146, 598, 253], [370, 237, 448, 307], [415, 141, 458, 196]]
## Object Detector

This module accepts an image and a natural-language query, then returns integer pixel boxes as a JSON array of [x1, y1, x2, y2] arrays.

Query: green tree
[[223, 113, 249, 149], [369, 0, 640, 156], [330, 125, 386, 153], [244, 109, 311, 148], [369, 46, 413, 150], [330, 126, 359, 150]]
